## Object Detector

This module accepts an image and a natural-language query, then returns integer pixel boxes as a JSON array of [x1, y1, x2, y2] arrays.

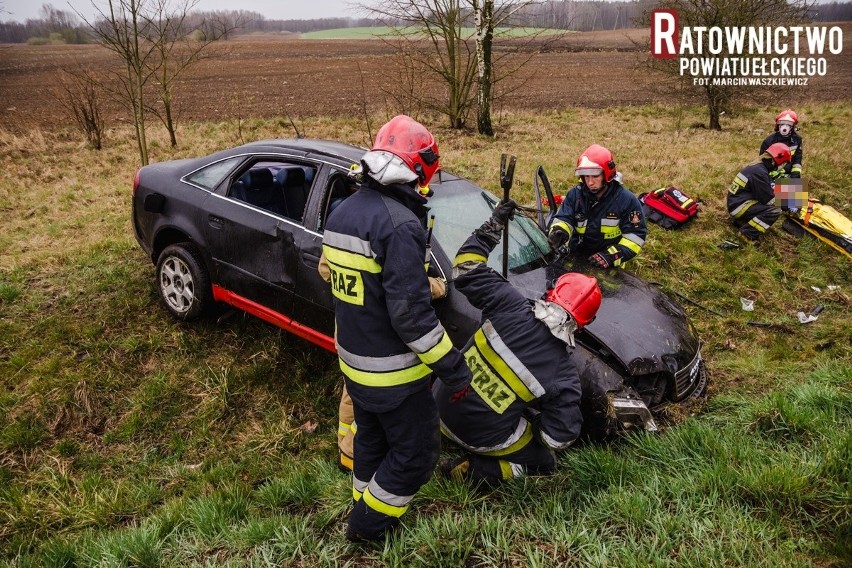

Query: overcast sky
[[1, 0, 363, 23]]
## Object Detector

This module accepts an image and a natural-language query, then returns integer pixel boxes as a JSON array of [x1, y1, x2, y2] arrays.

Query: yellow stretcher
[[784, 199, 852, 260]]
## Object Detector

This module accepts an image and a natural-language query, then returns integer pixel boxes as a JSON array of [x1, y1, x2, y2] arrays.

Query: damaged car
[[131, 139, 707, 439]]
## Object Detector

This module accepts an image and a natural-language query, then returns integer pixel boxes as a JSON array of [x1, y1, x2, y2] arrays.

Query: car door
[[203, 156, 319, 317], [290, 163, 358, 337]]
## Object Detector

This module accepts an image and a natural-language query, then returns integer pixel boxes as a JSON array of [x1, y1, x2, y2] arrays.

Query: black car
[[132, 139, 707, 438]]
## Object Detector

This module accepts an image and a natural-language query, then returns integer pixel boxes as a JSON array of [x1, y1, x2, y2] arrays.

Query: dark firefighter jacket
[[727, 161, 776, 215], [433, 227, 583, 455], [322, 179, 470, 413], [550, 181, 647, 266], [760, 132, 803, 177]]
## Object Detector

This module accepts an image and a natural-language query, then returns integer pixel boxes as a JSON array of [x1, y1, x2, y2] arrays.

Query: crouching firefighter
[[434, 199, 602, 485], [727, 142, 792, 242], [322, 115, 471, 542], [547, 144, 647, 269]]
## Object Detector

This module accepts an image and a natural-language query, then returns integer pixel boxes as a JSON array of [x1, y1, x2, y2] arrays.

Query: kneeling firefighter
[[434, 200, 602, 484], [727, 142, 792, 242]]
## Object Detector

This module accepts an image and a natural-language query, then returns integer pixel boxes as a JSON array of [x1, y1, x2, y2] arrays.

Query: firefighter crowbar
[[500, 153, 516, 278]]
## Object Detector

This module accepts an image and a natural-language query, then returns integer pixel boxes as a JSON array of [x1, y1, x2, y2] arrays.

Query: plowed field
[[1, 25, 849, 130]]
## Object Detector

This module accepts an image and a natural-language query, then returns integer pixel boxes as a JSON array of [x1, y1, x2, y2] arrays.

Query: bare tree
[[368, 0, 476, 129], [78, 0, 237, 164], [54, 67, 106, 149], [471, 1, 538, 135], [144, 0, 242, 147], [640, 0, 812, 130], [78, 0, 154, 164], [472, 0, 494, 135], [364, 0, 548, 133]]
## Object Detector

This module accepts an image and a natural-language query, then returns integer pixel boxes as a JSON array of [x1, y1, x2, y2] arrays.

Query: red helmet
[[575, 144, 617, 182], [775, 109, 798, 127], [764, 142, 792, 166], [372, 115, 440, 187], [544, 273, 602, 328]]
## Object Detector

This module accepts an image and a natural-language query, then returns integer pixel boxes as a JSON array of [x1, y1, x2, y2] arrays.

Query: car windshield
[[428, 184, 551, 274]]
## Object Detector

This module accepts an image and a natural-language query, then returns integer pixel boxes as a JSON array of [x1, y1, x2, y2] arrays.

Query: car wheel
[[156, 243, 212, 321]]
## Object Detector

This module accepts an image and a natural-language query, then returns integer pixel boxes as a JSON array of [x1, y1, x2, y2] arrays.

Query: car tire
[[156, 243, 212, 321]]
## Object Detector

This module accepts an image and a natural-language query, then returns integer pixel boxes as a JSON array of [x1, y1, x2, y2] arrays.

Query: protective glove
[[492, 199, 517, 226], [588, 252, 612, 269], [548, 227, 570, 249], [428, 276, 448, 300], [449, 385, 471, 404]]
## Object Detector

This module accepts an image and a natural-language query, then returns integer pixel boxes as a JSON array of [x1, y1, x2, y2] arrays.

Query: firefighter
[[727, 142, 792, 242], [547, 144, 647, 269], [322, 115, 471, 542], [760, 109, 803, 178], [434, 199, 602, 485]]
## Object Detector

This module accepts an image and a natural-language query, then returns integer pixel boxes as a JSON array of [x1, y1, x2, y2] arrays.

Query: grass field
[[0, 104, 850, 566]]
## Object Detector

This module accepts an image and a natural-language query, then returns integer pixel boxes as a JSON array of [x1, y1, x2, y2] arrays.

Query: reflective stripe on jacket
[[727, 162, 775, 215], [550, 181, 647, 265]]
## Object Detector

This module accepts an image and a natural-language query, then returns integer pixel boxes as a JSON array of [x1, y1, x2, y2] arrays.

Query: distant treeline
[[521, 0, 852, 31], [2, 1, 851, 44]]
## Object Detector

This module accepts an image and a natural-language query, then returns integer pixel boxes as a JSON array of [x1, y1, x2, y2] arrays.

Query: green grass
[[0, 105, 850, 566], [300, 26, 566, 40]]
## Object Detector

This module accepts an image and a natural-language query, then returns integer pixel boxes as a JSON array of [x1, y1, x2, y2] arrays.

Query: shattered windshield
[[428, 183, 551, 274]]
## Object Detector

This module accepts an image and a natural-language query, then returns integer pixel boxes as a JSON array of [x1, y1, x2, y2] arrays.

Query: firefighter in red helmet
[[760, 109, 803, 178], [728, 142, 792, 241], [434, 200, 602, 485], [548, 144, 647, 269], [322, 115, 471, 542]]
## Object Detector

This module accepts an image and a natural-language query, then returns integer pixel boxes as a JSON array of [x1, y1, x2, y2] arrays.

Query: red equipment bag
[[639, 186, 700, 229]]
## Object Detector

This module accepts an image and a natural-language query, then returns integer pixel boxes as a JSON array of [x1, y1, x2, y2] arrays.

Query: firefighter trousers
[[730, 201, 781, 240], [347, 382, 440, 541], [448, 435, 556, 485], [337, 385, 355, 471]]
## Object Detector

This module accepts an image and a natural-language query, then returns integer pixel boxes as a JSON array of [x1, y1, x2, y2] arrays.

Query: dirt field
[[0, 25, 850, 131]]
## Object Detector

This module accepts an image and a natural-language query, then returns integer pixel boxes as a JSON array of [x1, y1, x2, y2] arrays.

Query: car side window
[[185, 157, 244, 190], [228, 160, 317, 223], [320, 170, 359, 231]]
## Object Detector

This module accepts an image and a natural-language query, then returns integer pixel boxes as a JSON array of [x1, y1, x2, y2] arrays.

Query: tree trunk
[[129, 0, 148, 165], [164, 98, 177, 148], [161, 63, 177, 147], [474, 0, 494, 136], [705, 85, 724, 131]]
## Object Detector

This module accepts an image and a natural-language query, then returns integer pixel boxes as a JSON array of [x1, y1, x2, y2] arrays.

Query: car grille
[[673, 349, 707, 401]]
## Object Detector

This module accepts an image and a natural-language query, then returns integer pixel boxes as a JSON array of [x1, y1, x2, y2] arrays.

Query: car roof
[[238, 139, 367, 164]]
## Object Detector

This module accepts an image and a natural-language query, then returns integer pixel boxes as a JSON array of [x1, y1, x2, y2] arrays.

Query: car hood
[[427, 173, 700, 378], [507, 263, 699, 377]]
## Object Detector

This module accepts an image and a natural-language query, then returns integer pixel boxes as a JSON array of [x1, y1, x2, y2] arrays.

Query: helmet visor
[[575, 167, 603, 177]]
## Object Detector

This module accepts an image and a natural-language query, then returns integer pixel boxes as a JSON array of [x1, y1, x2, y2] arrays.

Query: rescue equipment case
[[640, 186, 700, 229]]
